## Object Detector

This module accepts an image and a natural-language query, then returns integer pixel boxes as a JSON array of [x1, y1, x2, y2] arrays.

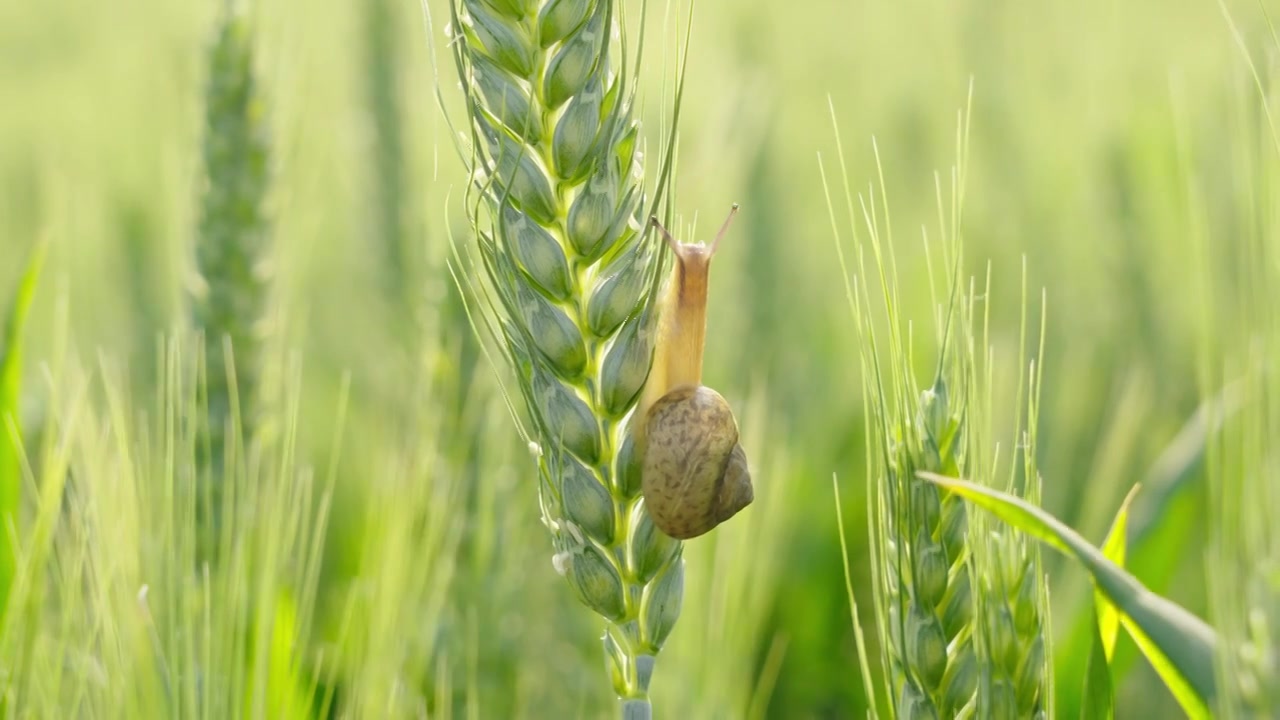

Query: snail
[[635, 205, 753, 540]]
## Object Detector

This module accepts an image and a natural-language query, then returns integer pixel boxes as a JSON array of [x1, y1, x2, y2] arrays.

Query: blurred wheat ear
[[441, 0, 686, 715], [190, 4, 274, 525]]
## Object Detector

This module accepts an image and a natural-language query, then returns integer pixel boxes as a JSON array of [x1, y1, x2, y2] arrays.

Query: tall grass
[[0, 330, 492, 717]]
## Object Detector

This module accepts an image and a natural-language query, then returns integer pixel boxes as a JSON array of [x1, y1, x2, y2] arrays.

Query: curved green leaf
[[1098, 483, 1141, 662], [1082, 609, 1115, 720], [919, 472, 1217, 717], [1118, 612, 1210, 718], [1080, 483, 1141, 720]]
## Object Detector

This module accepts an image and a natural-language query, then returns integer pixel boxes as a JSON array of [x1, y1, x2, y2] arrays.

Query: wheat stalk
[[444, 0, 683, 715]]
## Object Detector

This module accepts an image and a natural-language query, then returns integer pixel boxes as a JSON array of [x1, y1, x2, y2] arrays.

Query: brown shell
[[641, 385, 753, 539]]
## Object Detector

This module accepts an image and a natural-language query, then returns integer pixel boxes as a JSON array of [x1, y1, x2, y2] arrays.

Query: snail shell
[[641, 385, 752, 539]]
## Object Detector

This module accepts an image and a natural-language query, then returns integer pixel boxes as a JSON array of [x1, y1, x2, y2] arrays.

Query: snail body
[[637, 206, 753, 540]]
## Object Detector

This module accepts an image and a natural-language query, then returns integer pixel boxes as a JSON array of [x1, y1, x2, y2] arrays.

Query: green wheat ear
[[191, 5, 273, 529], [834, 92, 1052, 718], [443, 0, 685, 716], [847, 144, 982, 719]]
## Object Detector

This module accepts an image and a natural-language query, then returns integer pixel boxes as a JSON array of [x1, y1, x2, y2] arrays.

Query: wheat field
[[0, 0, 1276, 717]]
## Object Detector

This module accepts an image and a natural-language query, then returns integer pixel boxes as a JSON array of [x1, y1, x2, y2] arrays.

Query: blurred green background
[[1, 0, 1275, 716]]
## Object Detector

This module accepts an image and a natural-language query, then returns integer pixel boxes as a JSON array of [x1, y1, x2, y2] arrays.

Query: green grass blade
[[0, 239, 47, 622], [832, 474, 878, 720], [1097, 483, 1140, 662], [242, 589, 310, 719], [1079, 483, 1139, 720], [1081, 610, 1115, 720], [919, 472, 1218, 715]]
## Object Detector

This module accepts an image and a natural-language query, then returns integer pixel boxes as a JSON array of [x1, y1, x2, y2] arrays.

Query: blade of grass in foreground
[[1081, 612, 1114, 720], [0, 239, 47, 625], [1078, 483, 1137, 719], [919, 472, 1216, 717], [1097, 484, 1140, 663], [1052, 386, 1241, 718]]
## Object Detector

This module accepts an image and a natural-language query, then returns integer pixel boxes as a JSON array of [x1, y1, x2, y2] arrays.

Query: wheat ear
[[445, 0, 684, 715]]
